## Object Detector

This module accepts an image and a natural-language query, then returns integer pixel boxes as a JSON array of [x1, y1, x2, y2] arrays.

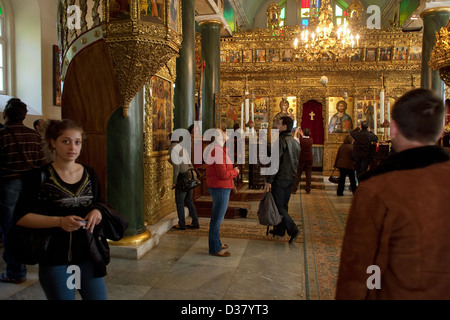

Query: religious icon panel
[[253, 97, 269, 129], [270, 96, 296, 129], [140, 0, 165, 23], [328, 97, 354, 133], [149, 75, 172, 153], [355, 97, 378, 131]]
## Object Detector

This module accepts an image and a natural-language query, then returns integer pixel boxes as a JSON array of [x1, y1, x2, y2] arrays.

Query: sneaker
[[0, 273, 26, 284], [172, 225, 186, 230], [187, 224, 200, 229]]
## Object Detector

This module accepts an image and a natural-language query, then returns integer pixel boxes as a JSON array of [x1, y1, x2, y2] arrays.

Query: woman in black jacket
[[13, 119, 109, 300]]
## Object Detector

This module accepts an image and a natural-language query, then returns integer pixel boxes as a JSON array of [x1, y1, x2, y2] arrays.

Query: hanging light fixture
[[293, 0, 361, 61]]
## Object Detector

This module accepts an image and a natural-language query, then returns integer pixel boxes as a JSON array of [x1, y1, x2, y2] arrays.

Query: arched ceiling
[[195, 0, 425, 36]]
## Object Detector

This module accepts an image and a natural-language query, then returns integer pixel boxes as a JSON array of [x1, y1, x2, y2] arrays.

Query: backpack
[[257, 192, 282, 235]]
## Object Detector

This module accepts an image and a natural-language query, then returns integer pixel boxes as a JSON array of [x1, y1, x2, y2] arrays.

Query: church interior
[[0, 0, 450, 301]]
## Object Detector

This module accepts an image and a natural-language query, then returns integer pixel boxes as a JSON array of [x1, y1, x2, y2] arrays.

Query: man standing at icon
[[328, 100, 353, 133]]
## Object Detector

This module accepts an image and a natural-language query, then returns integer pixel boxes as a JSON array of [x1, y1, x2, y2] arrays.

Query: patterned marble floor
[[0, 177, 354, 301]]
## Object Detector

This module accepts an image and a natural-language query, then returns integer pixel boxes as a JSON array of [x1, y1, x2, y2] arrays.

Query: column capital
[[420, 2, 450, 18], [196, 14, 231, 34]]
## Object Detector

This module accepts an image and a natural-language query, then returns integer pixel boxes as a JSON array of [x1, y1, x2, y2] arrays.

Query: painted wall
[[0, 0, 60, 128]]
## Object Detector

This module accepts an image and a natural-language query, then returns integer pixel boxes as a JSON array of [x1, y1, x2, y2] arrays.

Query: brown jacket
[[334, 143, 354, 170], [336, 146, 450, 299]]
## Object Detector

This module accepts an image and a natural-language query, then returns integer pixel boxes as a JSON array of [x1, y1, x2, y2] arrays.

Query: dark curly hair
[[45, 119, 86, 150], [4, 98, 27, 122]]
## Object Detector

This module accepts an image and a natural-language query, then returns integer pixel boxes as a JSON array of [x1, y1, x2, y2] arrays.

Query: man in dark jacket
[[350, 120, 378, 180], [0, 98, 45, 284], [265, 116, 300, 243]]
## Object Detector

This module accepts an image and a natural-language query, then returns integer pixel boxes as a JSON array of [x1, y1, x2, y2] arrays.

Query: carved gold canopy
[[429, 20, 450, 86], [103, 0, 183, 117], [58, 0, 183, 118]]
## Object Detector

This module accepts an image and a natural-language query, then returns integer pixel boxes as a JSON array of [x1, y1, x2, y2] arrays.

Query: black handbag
[[5, 169, 50, 265], [328, 168, 340, 184], [178, 167, 201, 192], [6, 226, 51, 265]]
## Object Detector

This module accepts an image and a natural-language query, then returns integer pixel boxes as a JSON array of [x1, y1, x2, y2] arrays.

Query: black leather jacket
[[350, 127, 378, 159], [266, 130, 300, 183]]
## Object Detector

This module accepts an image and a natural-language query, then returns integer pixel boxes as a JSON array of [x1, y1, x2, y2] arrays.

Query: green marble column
[[199, 20, 222, 133], [173, 0, 195, 130], [106, 91, 147, 239], [420, 7, 450, 96]]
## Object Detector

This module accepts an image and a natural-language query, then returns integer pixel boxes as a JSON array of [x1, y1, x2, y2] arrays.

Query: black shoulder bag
[[177, 167, 201, 192], [6, 169, 51, 265], [4, 127, 50, 265]]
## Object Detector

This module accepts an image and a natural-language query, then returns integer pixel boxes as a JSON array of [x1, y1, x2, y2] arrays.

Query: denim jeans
[[270, 179, 298, 237], [353, 157, 370, 180], [39, 260, 107, 300], [208, 188, 231, 254], [175, 186, 199, 227], [0, 179, 27, 279], [293, 162, 313, 192]]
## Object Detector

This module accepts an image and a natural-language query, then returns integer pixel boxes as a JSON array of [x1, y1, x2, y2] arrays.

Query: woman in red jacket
[[205, 129, 239, 257]]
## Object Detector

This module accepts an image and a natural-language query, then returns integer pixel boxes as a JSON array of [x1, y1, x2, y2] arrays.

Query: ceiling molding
[[228, 0, 250, 31], [196, 14, 233, 36]]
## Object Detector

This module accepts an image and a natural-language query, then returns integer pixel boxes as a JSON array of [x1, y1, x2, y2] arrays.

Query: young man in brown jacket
[[336, 88, 450, 299]]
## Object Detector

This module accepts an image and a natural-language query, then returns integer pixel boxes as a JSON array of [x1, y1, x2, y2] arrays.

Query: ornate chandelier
[[293, 0, 360, 61]]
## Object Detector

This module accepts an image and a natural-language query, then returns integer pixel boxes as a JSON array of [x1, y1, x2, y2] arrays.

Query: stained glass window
[[300, 0, 310, 28], [299, 1, 348, 28], [335, 4, 348, 26]]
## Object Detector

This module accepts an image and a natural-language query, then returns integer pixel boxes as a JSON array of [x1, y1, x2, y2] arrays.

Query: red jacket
[[299, 136, 313, 165], [205, 144, 238, 189]]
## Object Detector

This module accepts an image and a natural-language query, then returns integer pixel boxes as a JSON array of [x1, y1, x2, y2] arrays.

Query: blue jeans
[[353, 157, 370, 180], [39, 260, 107, 300], [0, 179, 27, 279], [208, 188, 231, 254], [175, 186, 199, 227], [271, 179, 298, 236]]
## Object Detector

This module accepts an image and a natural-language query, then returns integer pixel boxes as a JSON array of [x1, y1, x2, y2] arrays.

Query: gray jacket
[[266, 130, 300, 183], [168, 142, 192, 185]]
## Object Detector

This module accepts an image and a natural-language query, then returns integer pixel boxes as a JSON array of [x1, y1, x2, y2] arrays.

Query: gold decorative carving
[[106, 39, 177, 117], [102, 0, 182, 117], [429, 20, 450, 86], [347, 0, 364, 27], [267, 2, 281, 31], [209, 19, 421, 175], [143, 155, 175, 225], [142, 63, 177, 225]]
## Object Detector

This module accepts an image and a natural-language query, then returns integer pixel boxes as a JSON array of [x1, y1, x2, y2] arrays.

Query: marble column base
[[109, 208, 188, 260]]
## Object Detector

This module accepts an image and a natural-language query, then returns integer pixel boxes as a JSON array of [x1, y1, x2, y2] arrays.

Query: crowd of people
[[1, 87, 449, 300]]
